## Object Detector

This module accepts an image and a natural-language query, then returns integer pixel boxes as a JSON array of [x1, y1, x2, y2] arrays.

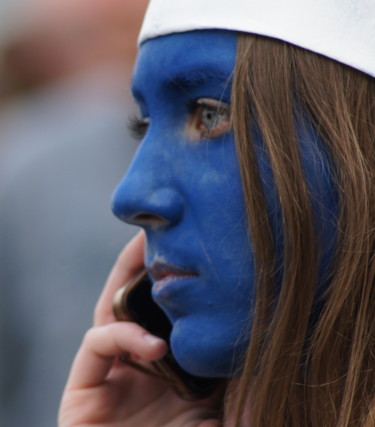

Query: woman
[[59, 0, 374, 425]]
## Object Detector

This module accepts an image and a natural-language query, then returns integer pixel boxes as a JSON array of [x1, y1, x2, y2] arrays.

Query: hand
[[58, 231, 222, 426]]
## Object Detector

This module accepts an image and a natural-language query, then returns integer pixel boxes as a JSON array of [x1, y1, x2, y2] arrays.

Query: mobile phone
[[112, 270, 220, 400]]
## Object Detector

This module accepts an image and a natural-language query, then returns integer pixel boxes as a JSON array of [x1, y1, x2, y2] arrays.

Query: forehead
[[131, 30, 237, 101]]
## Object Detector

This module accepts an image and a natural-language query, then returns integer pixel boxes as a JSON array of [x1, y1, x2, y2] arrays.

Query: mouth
[[148, 261, 198, 293]]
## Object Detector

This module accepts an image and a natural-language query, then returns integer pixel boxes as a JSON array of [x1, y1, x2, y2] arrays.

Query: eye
[[190, 98, 231, 140], [128, 115, 149, 140]]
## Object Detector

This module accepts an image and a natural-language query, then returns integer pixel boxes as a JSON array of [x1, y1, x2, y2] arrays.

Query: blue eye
[[201, 106, 222, 129], [193, 98, 231, 139]]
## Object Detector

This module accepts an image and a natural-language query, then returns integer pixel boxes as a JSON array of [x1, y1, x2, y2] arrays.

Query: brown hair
[[228, 34, 375, 426]]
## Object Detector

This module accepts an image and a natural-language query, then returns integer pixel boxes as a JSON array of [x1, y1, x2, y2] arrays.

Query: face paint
[[112, 30, 336, 377]]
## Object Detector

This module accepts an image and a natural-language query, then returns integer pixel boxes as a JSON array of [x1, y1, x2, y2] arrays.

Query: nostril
[[112, 185, 184, 227], [133, 213, 167, 227]]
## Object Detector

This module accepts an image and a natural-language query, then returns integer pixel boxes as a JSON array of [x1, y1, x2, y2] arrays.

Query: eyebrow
[[165, 67, 233, 92], [131, 65, 233, 104]]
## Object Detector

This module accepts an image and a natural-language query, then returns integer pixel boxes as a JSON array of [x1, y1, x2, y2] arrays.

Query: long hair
[[229, 34, 375, 426]]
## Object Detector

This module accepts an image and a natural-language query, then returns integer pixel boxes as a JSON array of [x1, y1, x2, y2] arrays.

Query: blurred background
[[0, 0, 148, 425]]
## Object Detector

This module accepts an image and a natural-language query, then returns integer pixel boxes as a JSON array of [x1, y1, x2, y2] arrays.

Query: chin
[[170, 317, 248, 378]]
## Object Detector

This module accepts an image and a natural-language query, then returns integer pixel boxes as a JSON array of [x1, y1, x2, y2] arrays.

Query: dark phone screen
[[125, 274, 172, 341]]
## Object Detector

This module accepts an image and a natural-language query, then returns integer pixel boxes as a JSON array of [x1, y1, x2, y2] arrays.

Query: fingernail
[[143, 334, 164, 346]]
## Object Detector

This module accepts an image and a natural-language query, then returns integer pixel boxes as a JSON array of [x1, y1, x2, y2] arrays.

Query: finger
[[66, 322, 167, 389], [94, 230, 145, 326]]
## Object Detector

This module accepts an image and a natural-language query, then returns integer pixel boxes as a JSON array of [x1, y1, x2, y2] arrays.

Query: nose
[[111, 157, 184, 229]]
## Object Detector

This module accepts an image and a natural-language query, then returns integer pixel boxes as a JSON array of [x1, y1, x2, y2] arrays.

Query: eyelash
[[128, 115, 149, 140], [128, 99, 231, 141]]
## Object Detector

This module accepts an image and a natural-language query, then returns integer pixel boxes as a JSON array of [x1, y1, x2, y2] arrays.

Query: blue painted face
[[112, 30, 336, 378]]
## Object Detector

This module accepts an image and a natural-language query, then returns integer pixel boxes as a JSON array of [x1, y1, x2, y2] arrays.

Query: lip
[[147, 261, 198, 293]]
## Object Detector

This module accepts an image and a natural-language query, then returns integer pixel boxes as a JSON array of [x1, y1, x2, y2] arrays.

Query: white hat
[[139, 0, 375, 78]]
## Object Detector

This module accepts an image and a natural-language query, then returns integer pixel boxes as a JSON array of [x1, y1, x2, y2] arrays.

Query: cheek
[[184, 137, 246, 226], [185, 144, 254, 274]]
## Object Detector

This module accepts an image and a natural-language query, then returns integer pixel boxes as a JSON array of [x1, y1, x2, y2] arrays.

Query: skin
[[59, 30, 337, 426], [111, 30, 336, 378]]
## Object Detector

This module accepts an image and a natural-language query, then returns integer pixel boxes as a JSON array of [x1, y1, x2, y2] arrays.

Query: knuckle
[[82, 327, 96, 346]]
